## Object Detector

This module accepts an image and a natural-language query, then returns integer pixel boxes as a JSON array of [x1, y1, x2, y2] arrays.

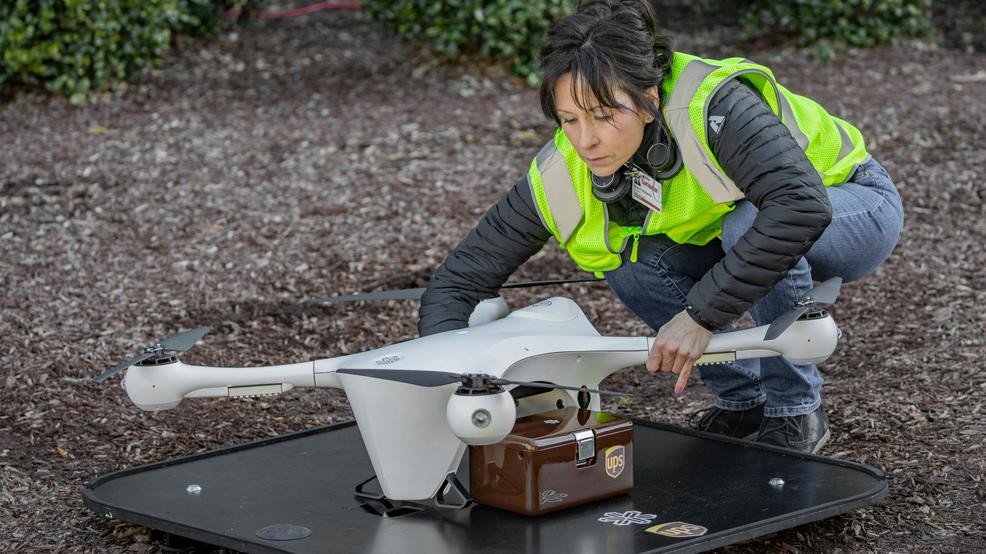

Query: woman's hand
[[647, 310, 713, 395]]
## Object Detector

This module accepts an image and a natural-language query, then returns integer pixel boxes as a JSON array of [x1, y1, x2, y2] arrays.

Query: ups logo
[[604, 445, 625, 478], [645, 521, 708, 538]]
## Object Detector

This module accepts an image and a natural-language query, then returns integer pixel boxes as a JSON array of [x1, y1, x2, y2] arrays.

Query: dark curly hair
[[538, 0, 673, 125]]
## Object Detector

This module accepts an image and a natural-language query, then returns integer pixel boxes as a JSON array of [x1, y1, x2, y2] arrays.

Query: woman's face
[[554, 72, 657, 177]]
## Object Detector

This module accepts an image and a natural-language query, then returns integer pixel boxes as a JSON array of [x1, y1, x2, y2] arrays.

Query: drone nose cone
[[446, 390, 515, 445]]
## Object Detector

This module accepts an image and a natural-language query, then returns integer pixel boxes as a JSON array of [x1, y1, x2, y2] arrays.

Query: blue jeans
[[605, 158, 903, 416]]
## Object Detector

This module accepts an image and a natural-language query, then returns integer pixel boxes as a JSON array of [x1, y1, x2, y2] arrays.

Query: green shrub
[[362, 0, 575, 84], [738, 0, 933, 54], [0, 0, 220, 103]]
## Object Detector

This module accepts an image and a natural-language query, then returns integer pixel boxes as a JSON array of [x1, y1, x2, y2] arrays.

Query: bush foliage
[[738, 0, 933, 52], [0, 0, 219, 103], [362, 0, 575, 84]]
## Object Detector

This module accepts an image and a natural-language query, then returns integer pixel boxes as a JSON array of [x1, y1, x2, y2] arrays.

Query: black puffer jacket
[[418, 78, 832, 335]]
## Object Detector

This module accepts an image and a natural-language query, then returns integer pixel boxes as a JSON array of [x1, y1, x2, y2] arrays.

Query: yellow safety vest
[[528, 52, 870, 275]]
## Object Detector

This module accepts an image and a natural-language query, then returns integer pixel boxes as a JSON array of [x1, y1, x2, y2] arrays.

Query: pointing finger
[[674, 361, 693, 396]]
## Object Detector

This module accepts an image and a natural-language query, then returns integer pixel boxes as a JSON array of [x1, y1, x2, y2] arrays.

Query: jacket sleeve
[[418, 176, 551, 336], [684, 78, 833, 330]]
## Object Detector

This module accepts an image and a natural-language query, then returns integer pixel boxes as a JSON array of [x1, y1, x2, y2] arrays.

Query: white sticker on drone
[[544, 419, 560, 424], [374, 355, 402, 365], [597, 510, 658, 526]]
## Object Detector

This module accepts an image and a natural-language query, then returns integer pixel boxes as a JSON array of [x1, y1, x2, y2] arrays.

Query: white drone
[[93, 278, 842, 506]]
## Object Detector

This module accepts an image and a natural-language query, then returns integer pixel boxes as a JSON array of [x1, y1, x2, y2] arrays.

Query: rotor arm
[[122, 360, 317, 411], [644, 314, 839, 367]]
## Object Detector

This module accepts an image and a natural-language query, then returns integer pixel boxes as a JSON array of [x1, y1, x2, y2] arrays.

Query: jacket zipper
[[623, 226, 643, 263]]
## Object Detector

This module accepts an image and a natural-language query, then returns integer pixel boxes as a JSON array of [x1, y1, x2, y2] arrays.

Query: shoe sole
[[810, 428, 831, 454]]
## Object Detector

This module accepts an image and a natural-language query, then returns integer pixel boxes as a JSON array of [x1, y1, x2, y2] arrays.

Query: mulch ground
[[1, 4, 984, 553]]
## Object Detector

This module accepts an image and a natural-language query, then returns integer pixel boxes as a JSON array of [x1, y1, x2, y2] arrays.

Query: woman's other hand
[[646, 310, 713, 395]]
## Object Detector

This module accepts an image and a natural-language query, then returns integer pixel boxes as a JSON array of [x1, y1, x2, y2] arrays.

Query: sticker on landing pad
[[597, 510, 657, 526], [645, 521, 708, 538], [540, 490, 569, 504]]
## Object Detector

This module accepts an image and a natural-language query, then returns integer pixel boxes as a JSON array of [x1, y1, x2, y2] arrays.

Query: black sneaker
[[688, 404, 764, 439], [754, 407, 831, 454]]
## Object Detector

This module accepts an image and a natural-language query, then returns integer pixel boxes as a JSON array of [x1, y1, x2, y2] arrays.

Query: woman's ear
[[644, 85, 660, 110], [640, 85, 660, 123]]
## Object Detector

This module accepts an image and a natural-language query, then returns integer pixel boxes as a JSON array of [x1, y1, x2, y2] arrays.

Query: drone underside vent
[[228, 384, 285, 398]]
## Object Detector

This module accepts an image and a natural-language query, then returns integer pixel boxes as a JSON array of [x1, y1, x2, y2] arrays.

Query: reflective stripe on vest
[[531, 139, 581, 244], [665, 56, 863, 202]]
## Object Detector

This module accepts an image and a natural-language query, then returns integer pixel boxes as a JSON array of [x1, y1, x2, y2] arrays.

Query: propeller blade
[[336, 368, 464, 387], [803, 276, 842, 305], [492, 378, 629, 397], [91, 351, 154, 383], [160, 326, 212, 352], [501, 277, 605, 290], [93, 326, 210, 384], [763, 305, 810, 341], [335, 369, 630, 398], [311, 277, 606, 304], [764, 278, 843, 341]]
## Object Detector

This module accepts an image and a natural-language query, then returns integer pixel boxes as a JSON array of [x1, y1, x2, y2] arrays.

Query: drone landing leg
[[354, 473, 472, 514], [354, 475, 426, 517], [433, 473, 471, 510], [353, 474, 386, 502]]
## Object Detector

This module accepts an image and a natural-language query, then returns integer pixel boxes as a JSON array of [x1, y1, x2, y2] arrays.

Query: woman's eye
[[561, 118, 576, 125], [593, 113, 613, 121]]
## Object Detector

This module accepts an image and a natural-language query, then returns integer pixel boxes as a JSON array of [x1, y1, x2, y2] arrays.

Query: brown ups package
[[469, 408, 633, 516]]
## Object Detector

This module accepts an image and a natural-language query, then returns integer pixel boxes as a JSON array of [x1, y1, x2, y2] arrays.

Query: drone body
[[108, 287, 841, 503]]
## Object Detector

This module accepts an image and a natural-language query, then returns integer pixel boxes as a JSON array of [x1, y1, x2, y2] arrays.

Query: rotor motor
[[446, 386, 516, 446]]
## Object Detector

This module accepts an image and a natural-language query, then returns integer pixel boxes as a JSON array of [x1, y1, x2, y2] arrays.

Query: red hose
[[225, 2, 362, 20]]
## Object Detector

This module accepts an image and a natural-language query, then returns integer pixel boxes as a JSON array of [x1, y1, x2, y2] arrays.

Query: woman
[[418, 0, 903, 453]]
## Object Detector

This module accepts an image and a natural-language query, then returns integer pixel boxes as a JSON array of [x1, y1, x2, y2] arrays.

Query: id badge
[[630, 166, 662, 213]]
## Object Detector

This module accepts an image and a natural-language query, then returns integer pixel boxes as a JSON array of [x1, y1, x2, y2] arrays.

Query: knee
[[721, 201, 759, 250]]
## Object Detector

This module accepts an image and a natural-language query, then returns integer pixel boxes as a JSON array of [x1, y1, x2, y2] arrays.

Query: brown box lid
[[499, 408, 632, 450]]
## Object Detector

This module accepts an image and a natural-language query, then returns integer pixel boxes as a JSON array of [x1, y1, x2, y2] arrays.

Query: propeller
[[763, 277, 842, 341], [92, 326, 212, 383], [310, 277, 605, 304], [336, 368, 629, 397]]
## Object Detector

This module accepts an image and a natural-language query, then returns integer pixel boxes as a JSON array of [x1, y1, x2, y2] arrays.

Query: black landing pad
[[84, 420, 887, 553]]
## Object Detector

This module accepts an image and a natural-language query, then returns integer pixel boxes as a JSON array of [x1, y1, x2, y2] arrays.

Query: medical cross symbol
[[597, 510, 657, 526]]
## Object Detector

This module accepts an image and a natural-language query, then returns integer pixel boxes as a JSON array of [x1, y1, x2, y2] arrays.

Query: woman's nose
[[578, 125, 599, 150]]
